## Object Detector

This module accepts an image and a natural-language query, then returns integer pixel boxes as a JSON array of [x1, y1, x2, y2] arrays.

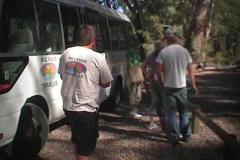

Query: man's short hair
[[164, 27, 181, 38], [75, 25, 96, 46], [164, 28, 174, 37], [163, 28, 180, 44]]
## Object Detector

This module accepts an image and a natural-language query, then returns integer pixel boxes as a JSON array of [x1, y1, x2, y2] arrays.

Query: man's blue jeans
[[163, 87, 191, 143]]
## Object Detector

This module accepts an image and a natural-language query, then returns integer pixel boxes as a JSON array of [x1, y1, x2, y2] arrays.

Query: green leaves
[[93, 0, 240, 61]]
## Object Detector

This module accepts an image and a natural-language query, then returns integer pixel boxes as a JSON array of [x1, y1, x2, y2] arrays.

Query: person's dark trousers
[[150, 80, 164, 117], [163, 87, 191, 143], [150, 80, 167, 132]]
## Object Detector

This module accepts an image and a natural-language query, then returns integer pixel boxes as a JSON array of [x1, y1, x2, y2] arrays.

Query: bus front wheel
[[109, 79, 123, 110], [100, 79, 123, 112], [12, 103, 49, 158]]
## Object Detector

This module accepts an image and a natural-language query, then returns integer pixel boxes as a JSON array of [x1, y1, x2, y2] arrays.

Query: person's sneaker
[[167, 138, 182, 146], [148, 123, 159, 130], [182, 136, 191, 142], [160, 118, 168, 133], [129, 111, 142, 118], [171, 141, 182, 147]]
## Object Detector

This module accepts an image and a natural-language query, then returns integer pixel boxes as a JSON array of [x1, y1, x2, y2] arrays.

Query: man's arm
[[141, 58, 151, 92], [99, 56, 113, 88], [141, 59, 148, 78], [187, 63, 199, 95]]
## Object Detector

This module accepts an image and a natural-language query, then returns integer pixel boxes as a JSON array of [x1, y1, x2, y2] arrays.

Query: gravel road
[[1, 70, 239, 160], [39, 71, 240, 160]]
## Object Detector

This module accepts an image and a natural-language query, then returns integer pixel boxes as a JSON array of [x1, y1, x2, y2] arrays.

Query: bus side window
[[119, 22, 126, 49], [108, 19, 123, 50], [0, 0, 37, 53], [79, 9, 86, 25], [60, 6, 79, 48], [85, 9, 110, 52], [36, 1, 62, 53], [8, 21, 33, 53], [124, 22, 136, 47]]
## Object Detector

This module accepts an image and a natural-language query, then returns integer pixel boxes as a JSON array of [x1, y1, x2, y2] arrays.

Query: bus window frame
[[79, 8, 85, 25], [0, 0, 38, 54], [59, 4, 80, 48], [84, 8, 111, 52], [34, 0, 64, 54], [123, 21, 136, 47], [0, 0, 3, 21], [105, 16, 111, 51], [108, 17, 126, 50], [57, 3, 65, 51]]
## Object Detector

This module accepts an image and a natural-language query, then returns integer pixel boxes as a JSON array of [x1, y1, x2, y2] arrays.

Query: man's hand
[[188, 63, 199, 96], [193, 85, 199, 96]]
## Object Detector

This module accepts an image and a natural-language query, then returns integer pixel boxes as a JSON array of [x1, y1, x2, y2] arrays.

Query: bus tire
[[112, 79, 122, 107], [12, 103, 49, 158], [100, 79, 123, 112]]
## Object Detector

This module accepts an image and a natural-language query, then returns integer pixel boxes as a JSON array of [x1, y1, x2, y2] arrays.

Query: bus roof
[[53, 0, 131, 22]]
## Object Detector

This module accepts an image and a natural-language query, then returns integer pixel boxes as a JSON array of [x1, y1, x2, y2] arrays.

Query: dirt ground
[[38, 71, 240, 160], [39, 107, 229, 160]]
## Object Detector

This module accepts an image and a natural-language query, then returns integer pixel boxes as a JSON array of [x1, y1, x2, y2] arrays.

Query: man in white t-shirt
[[155, 31, 198, 145], [58, 25, 113, 160]]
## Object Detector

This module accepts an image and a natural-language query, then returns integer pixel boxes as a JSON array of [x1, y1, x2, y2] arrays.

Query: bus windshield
[[0, 57, 28, 93]]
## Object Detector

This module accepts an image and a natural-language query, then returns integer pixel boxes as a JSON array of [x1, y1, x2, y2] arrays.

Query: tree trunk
[[186, 0, 214, 62]]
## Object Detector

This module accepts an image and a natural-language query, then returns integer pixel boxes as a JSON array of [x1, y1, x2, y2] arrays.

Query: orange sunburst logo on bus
[[41, 63, 57, 81]]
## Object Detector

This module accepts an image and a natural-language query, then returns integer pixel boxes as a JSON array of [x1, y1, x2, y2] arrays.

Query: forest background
[[91, 0, 240, 65]]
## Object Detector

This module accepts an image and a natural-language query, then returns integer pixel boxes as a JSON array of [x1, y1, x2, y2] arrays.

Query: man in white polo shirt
[[155, 29, 198, 145]]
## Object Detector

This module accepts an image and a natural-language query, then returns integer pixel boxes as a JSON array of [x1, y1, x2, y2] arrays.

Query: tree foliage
[[211, 0, 240, 57], [92, 0, 240, 63]]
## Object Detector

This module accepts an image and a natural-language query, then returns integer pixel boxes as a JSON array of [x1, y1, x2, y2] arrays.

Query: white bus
[[0, 0, 135, 157]]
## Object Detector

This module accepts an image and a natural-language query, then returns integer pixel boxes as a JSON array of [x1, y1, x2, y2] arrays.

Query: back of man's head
[[75, 25, 96, 46], [164, 35, 180, 45], [163, 28, 180, 45]]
